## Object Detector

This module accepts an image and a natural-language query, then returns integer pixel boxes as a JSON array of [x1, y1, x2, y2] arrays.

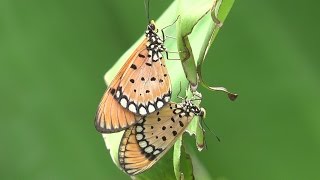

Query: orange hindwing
[[118, 101, 204, 175]]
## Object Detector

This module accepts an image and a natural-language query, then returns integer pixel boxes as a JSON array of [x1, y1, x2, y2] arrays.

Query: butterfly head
[[145, 20, 166, 61], [147, 20, 158, 33], [145, 20, 161, 41]]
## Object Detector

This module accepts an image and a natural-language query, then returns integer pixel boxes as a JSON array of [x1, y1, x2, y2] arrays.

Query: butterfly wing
[[115, 46, 171, 116], [95, 37, 171, 133], [95, 39, 148, 133], [95, 85, 139, 133], [118, 102, 195, 175]]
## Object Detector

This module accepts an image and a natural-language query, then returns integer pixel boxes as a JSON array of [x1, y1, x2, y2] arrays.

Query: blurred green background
[[1, 0, 319, 179]]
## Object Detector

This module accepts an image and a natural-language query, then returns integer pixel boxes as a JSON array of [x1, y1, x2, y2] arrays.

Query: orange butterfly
[[118, 99, 204, 175], [95, 21, 171, 133]]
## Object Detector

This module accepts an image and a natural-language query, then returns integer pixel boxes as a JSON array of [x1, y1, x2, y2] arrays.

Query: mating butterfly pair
[[95, 20, 203, 175]]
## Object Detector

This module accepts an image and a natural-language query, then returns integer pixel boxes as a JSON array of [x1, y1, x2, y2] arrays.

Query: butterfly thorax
[[145, 23, 166, 62], [179, 100, 203, 117]]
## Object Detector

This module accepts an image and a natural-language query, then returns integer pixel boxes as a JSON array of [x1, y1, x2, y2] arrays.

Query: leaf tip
[[228, 93, 238, 101]]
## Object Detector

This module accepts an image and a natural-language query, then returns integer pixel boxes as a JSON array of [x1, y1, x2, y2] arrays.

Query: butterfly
[[95, 21, 171, 133], [118, 99, 204, 175]]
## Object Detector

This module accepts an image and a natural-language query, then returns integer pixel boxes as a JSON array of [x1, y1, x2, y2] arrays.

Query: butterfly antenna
[[144, 0, 150, 23], [201, 119, 221, 142]]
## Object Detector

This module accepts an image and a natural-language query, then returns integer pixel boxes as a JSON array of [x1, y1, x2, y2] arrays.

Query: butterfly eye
[[148, 23, 156, 31]]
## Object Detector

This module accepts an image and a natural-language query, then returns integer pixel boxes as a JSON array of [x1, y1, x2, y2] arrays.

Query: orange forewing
[[95, 21, 172, 133], [95, 39, 148, 133], [118, 49, 171, 115]]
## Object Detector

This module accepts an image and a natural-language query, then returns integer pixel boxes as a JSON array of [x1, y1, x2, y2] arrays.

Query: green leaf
[[173, 136, 183, 179], [102, 132, 123, 167], [178, 143, 195, 180], [186, 115, 206, 151], [176, 0, 237, 99], [176, 0, 213, 89], [196, 0, 238, 100], [101, 0, 235, 179]]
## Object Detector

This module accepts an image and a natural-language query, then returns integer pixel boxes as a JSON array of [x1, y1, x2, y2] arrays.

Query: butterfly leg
[[164, 51, 182, 61], [165, 50, 190, 61], [161, 15, 180, 31], [164, 34, 177, 40], [160, 15, 181, 41], [161, 29, 176, 41]]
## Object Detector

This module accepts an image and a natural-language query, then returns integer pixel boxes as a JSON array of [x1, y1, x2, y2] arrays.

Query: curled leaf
[[196, 0, 238, 101]]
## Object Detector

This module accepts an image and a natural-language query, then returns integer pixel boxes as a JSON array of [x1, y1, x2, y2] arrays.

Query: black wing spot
[[151, 77, 156, 81], [164, 74, 168, 77], [171, 117, 175, 122], [156, 136, 158, 139], [151, 126, 154, 129], [146, 63, 152, 66], [130, 79, 135, 83], [157, 112, 160, 115], [162, 126, 166, 130], [134, 89, 137, 92], [179, 121, 184, 127], [110, 88, 116, 95], [141, 77, 145, 81], [146, 90, 150, 93], [130, 64, 137, 70], [172, 131, 177, 136], [138, 53, 146, 58], [157, 118, 161, 122], [162, 136, 167, 141], [159, 79, 163, 83]]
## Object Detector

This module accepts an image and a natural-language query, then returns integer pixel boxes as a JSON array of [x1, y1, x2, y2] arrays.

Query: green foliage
[[176, 0, 213, 87], [173, 138, 194, 180], [2, 0, 320, 180]]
